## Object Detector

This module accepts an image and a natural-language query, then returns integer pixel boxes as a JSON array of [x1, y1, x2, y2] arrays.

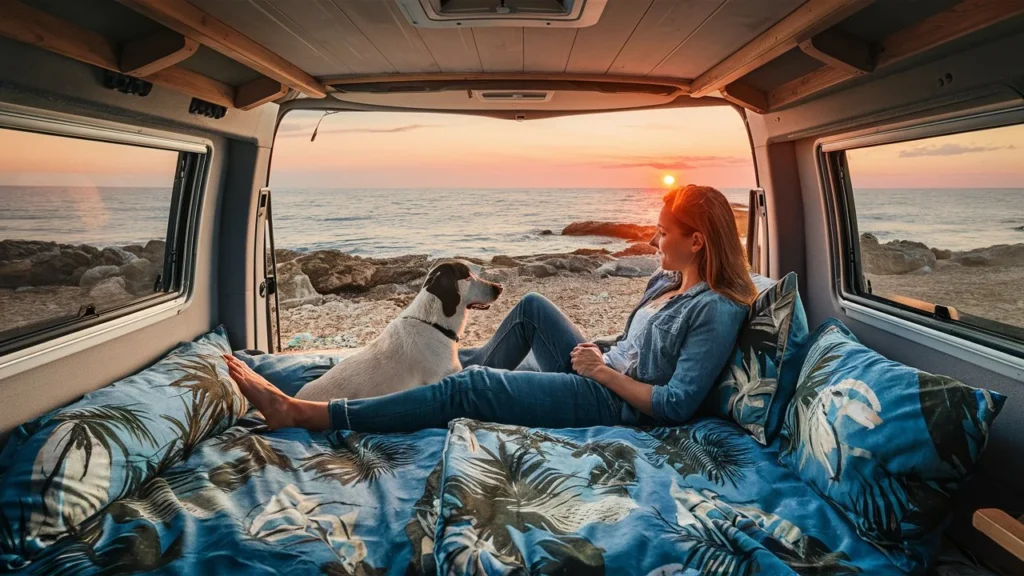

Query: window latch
[[77, 304, 97, 318], [265, 276, 277, 296]]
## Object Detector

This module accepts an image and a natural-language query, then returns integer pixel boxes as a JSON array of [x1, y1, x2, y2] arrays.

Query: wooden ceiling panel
[[190, 0, 347, 76], [473, 27, 524, 72], [607, 0, 726, 76], [417, 28, 483, 72], [651, 0, 804, 79], [523, 28, 576, 73], [330, 0, 440, 73], [564, 0, 654, 74], [266, 0, 395, 74]]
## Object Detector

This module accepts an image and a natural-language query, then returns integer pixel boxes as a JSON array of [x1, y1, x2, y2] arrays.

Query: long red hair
[[662, 185, 756, 306]]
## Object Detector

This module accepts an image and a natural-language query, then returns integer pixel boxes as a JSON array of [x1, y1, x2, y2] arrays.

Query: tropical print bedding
[[5, 412, 910, 575]]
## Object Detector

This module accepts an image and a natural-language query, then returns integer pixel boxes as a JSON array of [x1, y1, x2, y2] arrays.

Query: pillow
[[0, 326, 246, 568], [778, 319, 1005, 573], [232, 350, 342, 397], [705, 272, 809, 444]]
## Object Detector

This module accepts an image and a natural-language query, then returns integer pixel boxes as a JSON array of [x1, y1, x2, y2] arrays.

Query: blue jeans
[[329, 293, 641, 431]]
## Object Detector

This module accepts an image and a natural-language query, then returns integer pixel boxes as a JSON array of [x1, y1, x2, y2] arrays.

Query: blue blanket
[[10, 412, 907, 575]]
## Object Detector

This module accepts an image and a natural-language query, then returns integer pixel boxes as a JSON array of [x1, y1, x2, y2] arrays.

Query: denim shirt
[[612, 269, 748, 425]]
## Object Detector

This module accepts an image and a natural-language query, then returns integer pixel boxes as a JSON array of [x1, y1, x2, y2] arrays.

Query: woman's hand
[[571, 343, 607, 379]]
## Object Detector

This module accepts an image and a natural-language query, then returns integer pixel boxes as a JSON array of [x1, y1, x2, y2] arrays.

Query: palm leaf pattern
[[25, 515, 182, 576], [651, 505, 759, 576], [917, 372, 996, 476], [300, 433, 416, 486], [781, 351, 843, 458], [645, 423, 753, 486], [161, 355, 246, 460], [405, 462, 443, 576], [208, 433, 296, 492], [570, 440, 640, 495]]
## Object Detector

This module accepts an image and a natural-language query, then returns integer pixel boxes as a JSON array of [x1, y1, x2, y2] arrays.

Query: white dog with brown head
[[294, 260, 502, 401]]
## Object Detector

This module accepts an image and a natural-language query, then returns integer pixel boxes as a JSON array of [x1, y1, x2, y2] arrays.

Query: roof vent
[[475, 91, 552, 102], [395, 0, 607, 28]]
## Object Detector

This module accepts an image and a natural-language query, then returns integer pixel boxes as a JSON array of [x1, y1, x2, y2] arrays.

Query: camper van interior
[[1, 0, 1023, 574]]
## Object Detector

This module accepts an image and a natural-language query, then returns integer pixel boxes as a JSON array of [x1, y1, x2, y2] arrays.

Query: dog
[[294, 260, 503, 401]]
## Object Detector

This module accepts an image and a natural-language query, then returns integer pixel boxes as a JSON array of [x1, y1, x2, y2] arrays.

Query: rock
[[859, 234, 936, 275], [931, 247, 952, 260], [446, 256, 488, 266], [561, 221, 657, 241], [479, 267, 518, 284], [370, 264, 428, 287], [0, 259, 32, 288], [491, 255, 522, 267], [279, 272, 323, 309], [274, 248, 304, 264], [952, 244, 1024, 267], [539, 230, 553, 235], [0, 240, 59, 261], [14, 286, 41, 293], [543, 258, 569, 271], [120, 259, 159, 295], [295, 250, 376, 294], [122, 244, 146, 258], [87, 276, 132, 303], [613, 243, 658, 257], [572, 248, 612, 256], [142, 240, 166, 263], [98, 247, 138, 267], [597, 256, 659, 278], [367, 254, 430, 267], [566, 255, 602, 273], [364, 283, 415, 301], [79, 265, 122, 289], [518, 263, 558, 278]]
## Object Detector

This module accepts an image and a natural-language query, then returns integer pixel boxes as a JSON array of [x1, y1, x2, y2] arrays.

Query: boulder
[[572, 248, 612, 256], [0, 259, 32, 288], [98, 247, 138, 267], [613, 242, 658, 257], [122, 244, 146, 258], [561, 221, 657, 241], [367, 254, 430, 267], [491, 255, 522, 267], [79, 265, 122, 289], [597, 256, 659, 278], [364, 283, 416, 301], [278, 272, 323, 309], [120, 259, 159, 295], [370, 264, 429, 287], [952, 243, 1024, 267], [479, 267, 518, 284], [274, 248, 305, 264], [295, 250, 375, 294], [87, 276, 133, 304], [0, 240, 59, 261], [518, 263, 558, 278], [142, 240, 166, 263], [539, 230, 553, 236], [859, 234, 936, 275], [930, 247, 952, 260]]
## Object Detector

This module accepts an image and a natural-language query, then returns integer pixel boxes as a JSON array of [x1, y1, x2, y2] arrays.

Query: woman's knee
[[517, 292, 556, 318]]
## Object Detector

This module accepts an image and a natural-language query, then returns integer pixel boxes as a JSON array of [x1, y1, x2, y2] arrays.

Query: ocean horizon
[[2, 185, 1022, 257]]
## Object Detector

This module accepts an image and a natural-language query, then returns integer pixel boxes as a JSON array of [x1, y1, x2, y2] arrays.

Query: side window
[[0, 125, 204, 353], [837, 123, 1024, 347]]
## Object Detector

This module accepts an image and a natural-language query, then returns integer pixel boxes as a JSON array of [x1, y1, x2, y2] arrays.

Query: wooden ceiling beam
[[0, 0, 234, 108], [120, 29, 199, 77], [769, 0, 1024, 109], [719, 81, 769, 114], [689, 0, 875, 98], [799, 28, 874, 75], [116, 0, 327, 99], [235, 77, 288, 111]]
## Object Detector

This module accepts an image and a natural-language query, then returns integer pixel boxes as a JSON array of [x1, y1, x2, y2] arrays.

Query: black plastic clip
[[103, 70, 152, 96], [188, 97, 227, 119]]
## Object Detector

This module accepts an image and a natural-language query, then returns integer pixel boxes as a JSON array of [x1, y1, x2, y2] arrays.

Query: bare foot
[[223, 354, 296, 430]]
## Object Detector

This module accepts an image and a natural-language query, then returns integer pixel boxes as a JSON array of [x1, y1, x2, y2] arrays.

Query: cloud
[[277, 122, 438, 137], [599, 155, 750, 170], [897, 143, 1016, 157]]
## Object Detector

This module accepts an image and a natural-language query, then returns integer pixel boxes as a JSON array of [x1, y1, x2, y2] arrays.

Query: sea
[[1, 186, 1022, 257]]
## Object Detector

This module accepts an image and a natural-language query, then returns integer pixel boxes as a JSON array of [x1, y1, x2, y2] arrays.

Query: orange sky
[[0, 109, 1021, 189]]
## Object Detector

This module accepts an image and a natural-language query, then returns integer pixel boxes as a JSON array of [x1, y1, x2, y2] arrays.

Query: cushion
[[705, 272, 809, 444], [233, 350, 342, 397], [778, 319, 1006, 573], [0, 326, 247, 567]]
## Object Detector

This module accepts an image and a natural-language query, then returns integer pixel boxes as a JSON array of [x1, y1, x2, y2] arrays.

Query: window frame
[[818, 106, 1024, 362], [0, 106, 211, 366]]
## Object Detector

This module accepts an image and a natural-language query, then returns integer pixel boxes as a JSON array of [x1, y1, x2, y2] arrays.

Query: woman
[[227, 185, 756, 432]]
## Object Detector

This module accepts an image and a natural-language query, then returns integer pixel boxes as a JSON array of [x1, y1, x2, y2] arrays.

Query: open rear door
[[747, 188, 769, 277], [253, 187, 281, 352]]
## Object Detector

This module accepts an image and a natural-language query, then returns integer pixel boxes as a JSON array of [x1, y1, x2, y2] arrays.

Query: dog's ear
[[425, 262, 469, 317]]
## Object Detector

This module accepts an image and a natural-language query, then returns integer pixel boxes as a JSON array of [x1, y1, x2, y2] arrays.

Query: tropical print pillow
[[706, 272, 808, 444], [0, 326, 247, 566], [232, 350, 342, 397], [778, 319, 1006, 573]]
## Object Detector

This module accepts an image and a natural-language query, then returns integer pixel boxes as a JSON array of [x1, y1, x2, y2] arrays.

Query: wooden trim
[[689, 0, 875, 98], [0, 0, 235, 108], [116, 0, 327, 98], [877, 0, 1024, 68], [769, 0, 1024, 109], [719, 81, 769, 114], [799, 29, 875, 75], [324, 72, 691, 94], [147, 66, 234, 108], [120, 30, 198, 76], [235, 77, 288, 111], [974, 509, 1024, 562], [769, 65, 856, 109]]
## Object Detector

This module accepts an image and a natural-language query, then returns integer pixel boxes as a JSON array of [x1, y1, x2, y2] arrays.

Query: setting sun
[[662, 174, 676, 186]]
